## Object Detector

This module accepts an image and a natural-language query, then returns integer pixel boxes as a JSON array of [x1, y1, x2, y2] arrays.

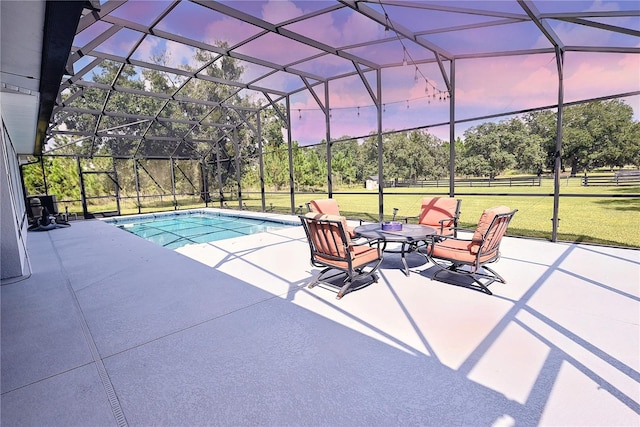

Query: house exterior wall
[[1, 117, 29, 279]]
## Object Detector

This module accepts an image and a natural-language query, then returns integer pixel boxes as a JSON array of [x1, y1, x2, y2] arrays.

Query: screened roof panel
[[172, 140, 204, 158], [156, 1, 265, 48], [289, 54, 357, 79], [97, 115, 150, 136], [87, 137, 131, 157], [396, 1, 530, 16], [173, 79, 231, 107], [547, 20, 640, 49], [73, 20, 113, 48], [135, 139, 183, 158], [344, 38, 435, 67], [535, 0, 640, 13], [46, 0, 639, 155], [233, 88, 277, 107], [564, 51, 640, 103], [589, 16, 640, 31], [425, 21, 552, 56], [92, 28, 144, 57], [217, 0, 336, 24], [190, 124, 220, 140], [78, 60, 126, 85], [196, 56, 246, 85], [52, 112, 98, 134], [130, 35, 210, 70], [104, 91, 165, 116], [68, 86, 110, 109], [108, 0, 174, 27], [282, 7, 388, 47], [379, 3, 525, 34], [232, 32, 327, 66], [112, 65, 147, 90], [71, 55, 100, 76], [250, 70, 308, 94], [216, 57, 276, 85], [156, 100, 194, 121], [119, 65, 188, 95], [144, 120, 192, 138]]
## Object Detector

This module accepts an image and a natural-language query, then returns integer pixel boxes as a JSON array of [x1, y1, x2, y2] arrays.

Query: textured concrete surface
[[2, 213, 638, 426]]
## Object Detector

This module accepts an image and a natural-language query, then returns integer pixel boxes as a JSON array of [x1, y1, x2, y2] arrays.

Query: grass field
[[61, 176, 640, 248], [254, 176, 640, 248]]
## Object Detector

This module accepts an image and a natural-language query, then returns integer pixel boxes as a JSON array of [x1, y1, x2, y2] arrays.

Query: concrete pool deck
[[1, 213, 639, 426]]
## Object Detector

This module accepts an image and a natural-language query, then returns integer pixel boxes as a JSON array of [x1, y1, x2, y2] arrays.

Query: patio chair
[[299, 212, 383, 300], [424, 206, 517, 295], [396, 197, 462, 236], [306, 198, 359, 238]]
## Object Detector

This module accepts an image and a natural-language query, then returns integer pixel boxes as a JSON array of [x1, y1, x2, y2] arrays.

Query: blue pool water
[[105, 211, 298, 249]]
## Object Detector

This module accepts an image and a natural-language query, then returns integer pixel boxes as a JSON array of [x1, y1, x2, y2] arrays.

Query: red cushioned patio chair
[[306, 198, 360, 238], [424, 206, 517, 295], [299, 212, 383, 300], [396, 197, 462, 237]]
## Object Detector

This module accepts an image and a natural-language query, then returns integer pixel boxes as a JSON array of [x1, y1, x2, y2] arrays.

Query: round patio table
[[354, 223, 436, 276]]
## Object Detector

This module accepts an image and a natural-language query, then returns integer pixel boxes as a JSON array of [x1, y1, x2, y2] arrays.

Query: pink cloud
[[243, 2, 640, 144], [204, 16, 261, 48], [564, 52, 640, 101], [342, 10, 385, 45], [261, 0, 305, 23], [289, 48, 640, 145]]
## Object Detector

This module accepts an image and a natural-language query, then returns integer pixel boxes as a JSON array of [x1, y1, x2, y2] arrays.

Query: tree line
[[245, 99, 639, 191], [25, 46, 639, 200]]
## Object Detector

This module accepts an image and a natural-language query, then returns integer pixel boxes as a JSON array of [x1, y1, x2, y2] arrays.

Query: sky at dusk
[[76, 0, 639, 145]]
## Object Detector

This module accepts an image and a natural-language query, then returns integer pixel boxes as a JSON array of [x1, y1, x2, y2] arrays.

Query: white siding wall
[[1, 118, 29, 279]]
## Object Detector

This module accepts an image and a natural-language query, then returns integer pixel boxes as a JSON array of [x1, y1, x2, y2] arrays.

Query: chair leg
[[307, 263, 382, 300], [481, 265, 506, 284], [470, 277, 493, 295], [428, 256, 502, 295], [307, 271, 321, 289], [307, 267, 335, 289], [336, 281, 352, 300]]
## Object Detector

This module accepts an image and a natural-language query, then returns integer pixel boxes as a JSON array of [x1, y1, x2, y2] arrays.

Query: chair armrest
[[430, 232, 475, 244], [399, 215, 419, 224], [437, 216, 457, 233], [351, 236, 383, 247], [449, 226, 475, 234], [438, 216, 456, 225]]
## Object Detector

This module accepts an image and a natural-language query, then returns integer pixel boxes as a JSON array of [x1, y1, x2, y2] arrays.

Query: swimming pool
[[104, 210, 299, 249]]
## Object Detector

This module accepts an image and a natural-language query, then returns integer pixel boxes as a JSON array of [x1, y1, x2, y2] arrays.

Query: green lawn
[[60, 176, 640, 248], [255, 177, 640, 248]]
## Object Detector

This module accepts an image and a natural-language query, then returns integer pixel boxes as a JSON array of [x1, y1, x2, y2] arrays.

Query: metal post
[[201, 157, 209, 207], [234, 127, 242, 209], [325, 82, 332, 198], [113, 157, 121, 215], [552, 48, 565, 242], [77, 156, 89, 219], [40, 156, 49, 195], [134, 159, 141, 214], [216, 142, 223, 207], [449, 60, 456, 197], [286, 96, 295, 214], [377, 68, 384, 221], [170, 157, 177, 210], [257, 111, 266, 212]]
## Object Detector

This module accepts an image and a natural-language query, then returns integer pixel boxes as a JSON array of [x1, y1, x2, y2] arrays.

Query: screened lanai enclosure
[[23, 0, 639, 245]]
